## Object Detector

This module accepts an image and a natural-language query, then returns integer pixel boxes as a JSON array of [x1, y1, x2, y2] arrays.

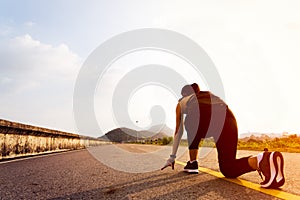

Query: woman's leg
[[215, 111, 285, 187], [189, 149, 198, 161], [185, 113, 206, 162], [184, 115, 205, 173], [216, 115, 256, 178]]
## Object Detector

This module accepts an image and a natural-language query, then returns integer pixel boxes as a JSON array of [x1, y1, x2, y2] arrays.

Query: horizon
[[1, 118, 298, 140], [1, 1, 300, 137]]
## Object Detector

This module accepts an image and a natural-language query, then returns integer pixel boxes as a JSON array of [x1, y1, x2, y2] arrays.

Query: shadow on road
[[49, 171, 276, 200], [49, 172, 199, 199]]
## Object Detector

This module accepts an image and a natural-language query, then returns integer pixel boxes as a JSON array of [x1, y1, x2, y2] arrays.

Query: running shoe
[[184, 161, 199, 174], [257, 149, 285, 188]]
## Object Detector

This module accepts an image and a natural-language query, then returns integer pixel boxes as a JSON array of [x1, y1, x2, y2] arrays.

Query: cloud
[[23, 21, 36, 28], [0, 24, 13, 36], [0, 34, 81, 91], [0, 34, 82, 132]]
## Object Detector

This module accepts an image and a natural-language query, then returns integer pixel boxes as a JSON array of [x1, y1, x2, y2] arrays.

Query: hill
[[99, 125, 173, 143], [239, 132, 299, 142], [238, 132, 282, 139], [147, 124, 173, 136]]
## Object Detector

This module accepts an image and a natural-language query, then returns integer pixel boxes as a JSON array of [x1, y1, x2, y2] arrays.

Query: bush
[[162, 137, 173, 145]]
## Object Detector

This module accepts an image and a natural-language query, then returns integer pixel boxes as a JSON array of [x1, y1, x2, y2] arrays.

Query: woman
[[162, 83, 285, 188]]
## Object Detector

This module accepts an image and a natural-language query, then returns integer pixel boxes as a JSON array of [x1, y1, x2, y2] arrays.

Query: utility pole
[[136, 121, 138, 143]]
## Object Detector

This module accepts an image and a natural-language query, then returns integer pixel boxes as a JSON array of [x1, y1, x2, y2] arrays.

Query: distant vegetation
[[101, 127, 300, 153], [178, 138, 216, 148], [146, 134, 300, 153], [238, 134, 300, 153], [132, 136, 174, 145]]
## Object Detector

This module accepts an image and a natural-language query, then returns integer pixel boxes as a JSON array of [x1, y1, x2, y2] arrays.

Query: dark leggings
[[187, 110, 255, 178]]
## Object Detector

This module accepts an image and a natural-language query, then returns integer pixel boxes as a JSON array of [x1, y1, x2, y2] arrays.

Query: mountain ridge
[[99, 124, 173, 143]]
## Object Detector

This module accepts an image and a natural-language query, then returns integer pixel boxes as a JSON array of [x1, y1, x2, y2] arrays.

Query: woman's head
[[191, 83, 200, 94], [181, 83, 200, 97]]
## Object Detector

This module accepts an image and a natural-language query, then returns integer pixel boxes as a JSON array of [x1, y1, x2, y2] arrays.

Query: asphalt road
[[0, 144, 299, 199]]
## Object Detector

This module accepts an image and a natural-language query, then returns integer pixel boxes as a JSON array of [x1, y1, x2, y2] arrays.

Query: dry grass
[[237, 134, 300, 153]]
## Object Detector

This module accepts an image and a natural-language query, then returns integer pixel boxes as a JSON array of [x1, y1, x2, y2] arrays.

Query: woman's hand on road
[[161, 157, 175, 170]]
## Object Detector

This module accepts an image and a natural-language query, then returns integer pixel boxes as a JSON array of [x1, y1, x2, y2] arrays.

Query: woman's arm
[[161, 102, 184, 170], [171, 103, 184, 157]]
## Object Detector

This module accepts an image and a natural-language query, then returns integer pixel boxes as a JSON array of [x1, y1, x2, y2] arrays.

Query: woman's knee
[[219, 163, 239, 178]]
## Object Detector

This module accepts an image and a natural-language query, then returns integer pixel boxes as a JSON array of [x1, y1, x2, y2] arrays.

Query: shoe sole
[[272, 152, 285, 188], [184, 169, 199, 174], [261, 152, 285, 188]]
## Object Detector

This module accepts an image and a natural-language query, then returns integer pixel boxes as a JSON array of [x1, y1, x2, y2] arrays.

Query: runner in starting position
[[161, 83, 285, 188]]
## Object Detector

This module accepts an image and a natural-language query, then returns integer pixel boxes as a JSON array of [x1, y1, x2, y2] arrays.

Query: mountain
[[238, 132, 282, 139], [146, 124, 174, 136], [100, 128, 137, 142], [238, 132, 298, 142], [99, 125, 172, 143]]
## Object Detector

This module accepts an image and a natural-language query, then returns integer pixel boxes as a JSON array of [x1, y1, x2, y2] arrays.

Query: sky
[[1, 0, 300, 137]]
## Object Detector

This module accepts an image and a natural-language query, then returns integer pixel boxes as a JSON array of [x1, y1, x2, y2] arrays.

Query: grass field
[[130, 134, 300, 153], [196, 134, 300, 153], [237, 134, 300, 153]]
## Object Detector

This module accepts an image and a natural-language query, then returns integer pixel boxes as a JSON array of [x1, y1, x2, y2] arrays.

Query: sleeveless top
[[179, 94, 195, 114]]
